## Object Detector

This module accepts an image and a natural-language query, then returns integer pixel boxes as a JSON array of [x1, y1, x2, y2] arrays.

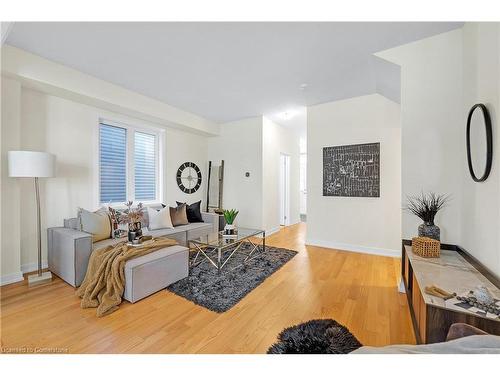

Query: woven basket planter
[[412, 236, 440, 258]]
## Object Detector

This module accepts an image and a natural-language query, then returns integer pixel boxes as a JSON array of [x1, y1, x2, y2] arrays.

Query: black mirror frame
[[466, 103, 493, 182]]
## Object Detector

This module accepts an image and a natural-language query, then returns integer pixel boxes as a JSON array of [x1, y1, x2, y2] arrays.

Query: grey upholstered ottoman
[[123, 244, 189, 303]]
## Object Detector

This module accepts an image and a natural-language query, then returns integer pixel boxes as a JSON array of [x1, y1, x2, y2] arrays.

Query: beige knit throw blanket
[[76, 237, 177, 317]]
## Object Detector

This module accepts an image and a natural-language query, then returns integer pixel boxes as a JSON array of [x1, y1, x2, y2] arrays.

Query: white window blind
[[99, 123, 127, 203], [99, 122, 160, 205], [134, 131, 157, 201]]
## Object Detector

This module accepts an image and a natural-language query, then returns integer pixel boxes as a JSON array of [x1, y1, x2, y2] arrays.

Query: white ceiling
[[266, 107, 308, 138], [6, 22, 462, 129]]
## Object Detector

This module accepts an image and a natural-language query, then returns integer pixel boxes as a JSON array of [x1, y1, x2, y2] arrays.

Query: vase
[[224, 224, 236, 235], [128, 222, 143, 242], [418, 222, 440, 241]]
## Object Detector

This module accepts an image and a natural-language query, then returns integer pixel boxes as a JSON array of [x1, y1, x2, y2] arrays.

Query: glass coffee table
[[189, 228, 266, 272]]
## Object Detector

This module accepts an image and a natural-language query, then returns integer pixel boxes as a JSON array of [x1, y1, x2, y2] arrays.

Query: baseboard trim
[[21, 260, 49, 274], [305, 239, 400, 258], [0, 271, 24, 286]]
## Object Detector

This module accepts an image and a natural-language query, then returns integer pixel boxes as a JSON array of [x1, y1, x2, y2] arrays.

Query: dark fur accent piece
[[267, 319, 362, 354]]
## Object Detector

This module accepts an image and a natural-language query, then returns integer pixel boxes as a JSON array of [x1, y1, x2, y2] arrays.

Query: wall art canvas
[[323, 142, 380, 197]]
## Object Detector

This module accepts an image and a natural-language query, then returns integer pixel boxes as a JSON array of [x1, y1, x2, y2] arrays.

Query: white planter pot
[[224, 224, 236, 235]]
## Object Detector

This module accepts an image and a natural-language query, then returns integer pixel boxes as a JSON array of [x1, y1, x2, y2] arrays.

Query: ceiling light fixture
[[278, 110, 297, 121]]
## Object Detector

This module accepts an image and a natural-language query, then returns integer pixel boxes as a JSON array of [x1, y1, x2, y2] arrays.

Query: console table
[[401, 241, 500, 344]]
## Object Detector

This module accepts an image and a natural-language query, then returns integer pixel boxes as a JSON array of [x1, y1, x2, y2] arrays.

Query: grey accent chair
[[48, 210, 218, 288]]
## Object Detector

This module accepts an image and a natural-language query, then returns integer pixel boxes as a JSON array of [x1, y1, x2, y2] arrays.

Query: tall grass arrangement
[[405, 192, 449, 225]]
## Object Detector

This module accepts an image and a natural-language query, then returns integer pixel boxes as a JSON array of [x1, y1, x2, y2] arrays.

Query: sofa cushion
[[176, 200, 204, 223], [148, 206, 173, 230], [143, 226, 187, 237], [64, 217, 80, 230], [170, 204, 189, 226], [91, 222, 214, 249], [183, 222, 212, 230], [123, 245, 189, 303], [144, 222, 210, 235], [142, 203, 164, 228], [78, 207, 112, 242], [124, 245, 187, 270]]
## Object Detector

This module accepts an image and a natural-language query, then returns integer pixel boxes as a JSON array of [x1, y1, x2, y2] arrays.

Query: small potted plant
[[405, 192, 449, 241], [120, 201, 144, 242], [223, 209, 239, 236]]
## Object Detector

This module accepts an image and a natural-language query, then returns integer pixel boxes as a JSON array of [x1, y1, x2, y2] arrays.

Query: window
[[99, 121, 160, 204], [100, 124, 127, 203], [134, 131, 157, 201]]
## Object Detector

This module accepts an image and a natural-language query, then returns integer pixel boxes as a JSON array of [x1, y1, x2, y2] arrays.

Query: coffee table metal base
[[190, 234, 266, 273]]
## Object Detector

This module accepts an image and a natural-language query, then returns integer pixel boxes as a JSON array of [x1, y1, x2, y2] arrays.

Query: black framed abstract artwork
[[323, 142, 380, 197]]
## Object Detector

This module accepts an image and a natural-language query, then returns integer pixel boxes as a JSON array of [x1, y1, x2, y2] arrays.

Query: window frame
[[98, 118, 163, 207]]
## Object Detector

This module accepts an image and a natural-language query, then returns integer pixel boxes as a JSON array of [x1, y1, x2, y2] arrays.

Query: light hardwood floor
[[0, 223, 415, 353]]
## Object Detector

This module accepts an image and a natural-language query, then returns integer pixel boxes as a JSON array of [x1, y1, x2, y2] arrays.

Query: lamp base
[[28, 271, 52, 286]]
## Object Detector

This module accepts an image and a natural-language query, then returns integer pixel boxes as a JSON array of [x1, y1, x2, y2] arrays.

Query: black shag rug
[[267, 319, 362, 354], [167, 243, 297, 313]]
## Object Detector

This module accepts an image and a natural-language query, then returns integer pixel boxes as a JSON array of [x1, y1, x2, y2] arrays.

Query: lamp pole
[[28, 174, 52, 285], [35, 177, 42, 277]]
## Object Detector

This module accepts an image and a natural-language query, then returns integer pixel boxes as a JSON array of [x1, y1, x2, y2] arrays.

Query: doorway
[[300, 152, 307, 222], [280, 153, 290, 226]]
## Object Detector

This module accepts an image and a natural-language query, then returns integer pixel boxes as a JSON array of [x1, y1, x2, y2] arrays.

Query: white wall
[[377, 25, 500, 277], [0, 77, 23, 284], [376, 29, 464, 244], [306, 94, 401, 256], [8, 87, 210, 272], [262, 117, 301, 234], [460, 23, 500, 277], [19, 88, 97, 269], [207, 117, 301, 234], [207, 117, 264, 229], [164, 128, 208, 207]]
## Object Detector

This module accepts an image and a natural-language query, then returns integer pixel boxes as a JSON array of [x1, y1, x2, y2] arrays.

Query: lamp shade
[[8, 151, 56, 178]]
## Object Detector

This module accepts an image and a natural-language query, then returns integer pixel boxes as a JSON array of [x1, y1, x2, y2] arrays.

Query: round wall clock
[[176, 162, 202, 194]]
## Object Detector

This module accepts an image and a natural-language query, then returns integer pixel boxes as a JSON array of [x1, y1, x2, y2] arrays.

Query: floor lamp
[[8, 150, 56, 285]]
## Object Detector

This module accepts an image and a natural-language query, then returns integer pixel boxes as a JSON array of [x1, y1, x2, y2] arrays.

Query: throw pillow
[[78, 207, 112, 242], [170, 204, 189, 226], [140, 206, 150, 228], [147, 206, 173, 230], [176, 200, 204, 223]]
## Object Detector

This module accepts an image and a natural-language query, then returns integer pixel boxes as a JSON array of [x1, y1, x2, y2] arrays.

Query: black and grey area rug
[[267, 319, 362, 354], [167, 243, 297, 313]]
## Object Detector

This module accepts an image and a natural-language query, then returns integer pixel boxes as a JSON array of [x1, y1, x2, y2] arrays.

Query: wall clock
[[176, 162, 202, 194]]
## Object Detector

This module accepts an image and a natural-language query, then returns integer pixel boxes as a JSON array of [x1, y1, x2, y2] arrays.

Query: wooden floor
[[0, 223, 415, 353]]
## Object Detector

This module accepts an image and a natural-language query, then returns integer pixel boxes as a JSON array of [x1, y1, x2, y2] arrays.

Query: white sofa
[[47, 210, 218, 288]]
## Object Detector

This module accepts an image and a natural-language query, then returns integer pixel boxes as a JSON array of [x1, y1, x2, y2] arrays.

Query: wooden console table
[[401, 241, 500, 344]]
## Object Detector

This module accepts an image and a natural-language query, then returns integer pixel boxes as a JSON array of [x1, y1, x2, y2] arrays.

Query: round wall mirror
[[466, 103, 493, 182]]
